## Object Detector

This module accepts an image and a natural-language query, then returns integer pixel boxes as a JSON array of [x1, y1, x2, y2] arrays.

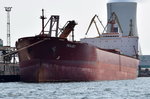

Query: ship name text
[[66, 44, 76, 48]]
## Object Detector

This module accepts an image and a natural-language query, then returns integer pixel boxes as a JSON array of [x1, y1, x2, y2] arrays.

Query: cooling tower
[[107, 2, 138, 36]]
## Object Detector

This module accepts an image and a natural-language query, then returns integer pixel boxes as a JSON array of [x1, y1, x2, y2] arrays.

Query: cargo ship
[[16, 7, 139, 82]]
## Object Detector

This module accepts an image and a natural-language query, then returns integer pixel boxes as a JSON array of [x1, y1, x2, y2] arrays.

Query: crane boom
[[85, 15, 104, 36], [59, 21, 76, 38]]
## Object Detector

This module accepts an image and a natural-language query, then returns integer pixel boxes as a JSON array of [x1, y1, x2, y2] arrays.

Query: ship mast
[[40, 9, 46, 35]]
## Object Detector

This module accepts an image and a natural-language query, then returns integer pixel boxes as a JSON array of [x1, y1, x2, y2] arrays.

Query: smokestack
[[107, 2, 138, 36]]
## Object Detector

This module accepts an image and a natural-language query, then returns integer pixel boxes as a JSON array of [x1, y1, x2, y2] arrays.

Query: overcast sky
[[0, 0, 150, 55]]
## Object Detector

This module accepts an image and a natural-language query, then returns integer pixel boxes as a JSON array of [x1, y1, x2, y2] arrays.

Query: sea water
[[0, 77, 150, 99]]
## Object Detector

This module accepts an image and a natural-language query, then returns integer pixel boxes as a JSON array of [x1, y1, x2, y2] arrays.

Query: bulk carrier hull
[[16, 36, 139, 82]]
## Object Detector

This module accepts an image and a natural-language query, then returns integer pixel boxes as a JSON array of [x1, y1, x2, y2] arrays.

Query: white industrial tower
[[5, 7, 12, 47], [107, 2, 138, 37]]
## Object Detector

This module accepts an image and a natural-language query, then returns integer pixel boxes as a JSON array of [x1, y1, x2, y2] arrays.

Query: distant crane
[[85, 15, 105, 37], [5, 7, 12, 47]]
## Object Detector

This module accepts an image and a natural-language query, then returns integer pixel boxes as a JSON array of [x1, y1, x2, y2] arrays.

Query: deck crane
[[104, 12, 123, 33], [85, 15, 105, 36], [59, 21, 77, 40]]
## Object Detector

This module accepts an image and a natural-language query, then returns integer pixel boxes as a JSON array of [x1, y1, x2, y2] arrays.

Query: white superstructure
[[81, 33, 138, 57]]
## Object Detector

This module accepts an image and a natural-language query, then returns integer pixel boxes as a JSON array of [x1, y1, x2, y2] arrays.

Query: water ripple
[[0, 78, 150, 99]]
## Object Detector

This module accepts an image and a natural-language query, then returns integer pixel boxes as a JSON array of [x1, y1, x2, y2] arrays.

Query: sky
[[0, 0, 150, 55]]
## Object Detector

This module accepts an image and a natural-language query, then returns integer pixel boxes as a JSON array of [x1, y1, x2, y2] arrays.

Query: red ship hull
[[16, 36, 139, 82]]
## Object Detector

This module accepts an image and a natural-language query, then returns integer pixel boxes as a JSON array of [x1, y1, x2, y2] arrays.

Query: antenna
[[5, 7, 12, 47], [129, 19, 133, 36], [40, 9, 46, 35]]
